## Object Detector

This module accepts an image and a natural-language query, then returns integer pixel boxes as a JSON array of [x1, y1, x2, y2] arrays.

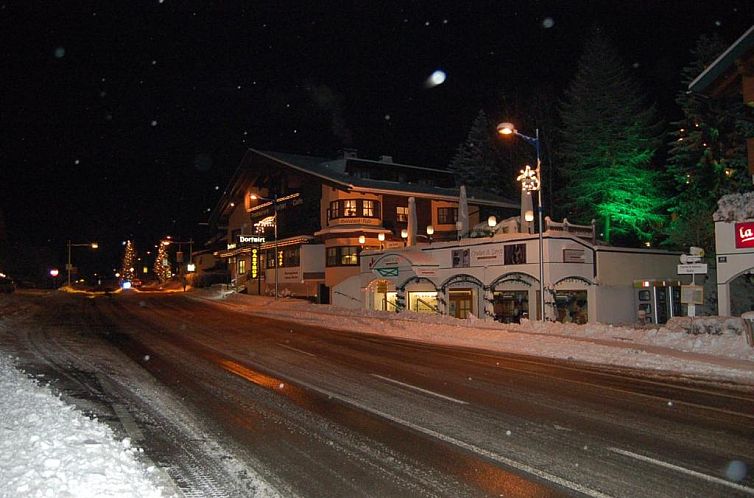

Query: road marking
[[608, 447, 754, 495], [371, 374, 469, 405], [276, 343, 316, 357], [308, 380, 611, 497], [221, 359, 611, 498]]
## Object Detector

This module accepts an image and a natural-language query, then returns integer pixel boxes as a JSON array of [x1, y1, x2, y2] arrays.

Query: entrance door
[[448, 289, 473, 319]]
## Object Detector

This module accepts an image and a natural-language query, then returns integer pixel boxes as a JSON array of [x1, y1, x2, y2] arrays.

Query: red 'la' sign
[[736, 222, 754, 249]]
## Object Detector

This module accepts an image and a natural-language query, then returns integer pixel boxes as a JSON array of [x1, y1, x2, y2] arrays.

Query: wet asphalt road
[[4, 291, 754, 497]]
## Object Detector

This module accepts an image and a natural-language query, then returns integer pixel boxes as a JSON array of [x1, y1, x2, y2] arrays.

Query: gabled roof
[[210, 148, 518, 227], [254, 149, 517, 207], [689, 25, 754, 95]]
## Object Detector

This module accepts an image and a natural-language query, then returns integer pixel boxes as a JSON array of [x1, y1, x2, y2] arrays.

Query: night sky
[[1, 1, 753, 277]]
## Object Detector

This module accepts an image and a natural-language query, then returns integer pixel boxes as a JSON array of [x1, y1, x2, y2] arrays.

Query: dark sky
[[1, 1, 752, 276]]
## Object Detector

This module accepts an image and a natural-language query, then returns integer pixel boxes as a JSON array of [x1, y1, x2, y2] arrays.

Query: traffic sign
[[677, 263, 707, 275]]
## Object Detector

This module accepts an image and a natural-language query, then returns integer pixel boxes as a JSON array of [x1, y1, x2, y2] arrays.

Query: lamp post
[[67, 241, 98, 287], [164, 238, 194, 291], [497, 122, 545, 321], [378, 232, 385, 250], [251, 193, 279, 298], [426, 225, 434, 245]]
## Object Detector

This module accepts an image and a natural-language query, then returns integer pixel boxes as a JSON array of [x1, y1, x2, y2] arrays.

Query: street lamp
[[250, 193, 279, 298], [163, 238, 194, 291], [378, 232, 385, 250], [426, 225, 434, 244], [401, 228, 408, 246], [66, 241, 98, 287], [497, 121, 546, 321]]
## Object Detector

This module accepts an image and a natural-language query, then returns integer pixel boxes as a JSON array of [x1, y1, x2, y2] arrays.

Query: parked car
[[0, 277, 16, 293]]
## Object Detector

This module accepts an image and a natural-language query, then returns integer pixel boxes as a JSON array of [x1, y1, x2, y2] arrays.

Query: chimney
[[379, 155, 394, 163]]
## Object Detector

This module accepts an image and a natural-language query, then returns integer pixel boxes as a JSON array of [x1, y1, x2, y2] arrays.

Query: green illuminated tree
[[558, 29, 665, 245], [664, 34, 754, 253]]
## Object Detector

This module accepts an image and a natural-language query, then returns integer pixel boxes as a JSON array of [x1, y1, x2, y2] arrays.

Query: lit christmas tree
[[120, 240, 136, 282], [153, 240, 172, 283]]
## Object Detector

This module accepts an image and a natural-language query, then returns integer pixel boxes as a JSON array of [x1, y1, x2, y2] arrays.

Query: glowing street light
[[497, 121, 546, 321]]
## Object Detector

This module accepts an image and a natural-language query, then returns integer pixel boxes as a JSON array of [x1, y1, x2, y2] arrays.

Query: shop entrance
[[448, 289, 473, 319], [408, 291, 438, 313], [554, 290, 588, 324], [493, 291, 529, 323]]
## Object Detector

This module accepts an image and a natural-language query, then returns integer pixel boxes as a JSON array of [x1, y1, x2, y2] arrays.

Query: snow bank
[[198, 290, 754, 384], [0, 354, 166, 498]]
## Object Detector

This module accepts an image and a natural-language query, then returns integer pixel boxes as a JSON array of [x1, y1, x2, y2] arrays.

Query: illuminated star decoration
[[516, 164, 540, 192]]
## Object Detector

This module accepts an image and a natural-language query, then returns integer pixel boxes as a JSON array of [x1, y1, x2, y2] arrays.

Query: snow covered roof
[[713, 192, 754, 222], [689, 25, 754, 95]]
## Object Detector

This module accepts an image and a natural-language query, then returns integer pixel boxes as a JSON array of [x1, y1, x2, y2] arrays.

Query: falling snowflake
[[54, 47, 65, 58], [426, 70, 446, 87], [150, 120, 158, 127], [542, 17, 554, 28]]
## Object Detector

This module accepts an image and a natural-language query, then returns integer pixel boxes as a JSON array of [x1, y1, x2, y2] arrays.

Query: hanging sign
[[677, 263, 708, 275], [735, 222, 754, 249], [250, 248, 258, 279]]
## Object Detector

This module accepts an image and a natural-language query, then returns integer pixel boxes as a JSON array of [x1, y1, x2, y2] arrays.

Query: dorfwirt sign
[[735, 222, 754, 249], [238, 235, 265, 245]]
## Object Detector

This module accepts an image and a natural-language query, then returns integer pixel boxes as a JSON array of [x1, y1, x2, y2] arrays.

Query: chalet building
[[690, 25, 754, 316], [689, 24, 754, 183], [209, 148, 517, 302]]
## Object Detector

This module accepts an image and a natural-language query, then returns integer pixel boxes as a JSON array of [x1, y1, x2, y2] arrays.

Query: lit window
[[363, 200, 374, 217], [397, 206, 408, 222], [344, 200, 357, 216], [438, 207, 458, 225], [341, 246, 358, 265], [326, 246, 361, 266], [238, 259, 246, 274]]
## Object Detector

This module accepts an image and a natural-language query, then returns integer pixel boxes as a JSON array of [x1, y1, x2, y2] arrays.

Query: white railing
[[544, 217, 596, 244]]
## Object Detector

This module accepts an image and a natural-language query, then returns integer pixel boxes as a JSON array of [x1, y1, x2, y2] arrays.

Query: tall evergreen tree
[[664, 34, 754, 253], [448, 110, 511, 196], [120, 240, 136, 282], [153, 240, 171, 283], [558, 30, 665, 245]]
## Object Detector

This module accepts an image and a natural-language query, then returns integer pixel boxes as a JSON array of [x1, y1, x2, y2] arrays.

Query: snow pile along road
[[0, 354, 167, 498], [199, 290, 754, 386]]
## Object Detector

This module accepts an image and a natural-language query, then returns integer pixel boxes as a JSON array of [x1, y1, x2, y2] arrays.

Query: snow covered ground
[[198, 289, 754, 386], [0, 353, 170, 498]]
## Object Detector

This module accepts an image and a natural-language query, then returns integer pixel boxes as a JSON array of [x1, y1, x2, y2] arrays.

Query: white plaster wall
[[301, 244, 325, 271], [596, 249, 680, 286], [332, 275, 363, 309], [594, 285, 635, 324]]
